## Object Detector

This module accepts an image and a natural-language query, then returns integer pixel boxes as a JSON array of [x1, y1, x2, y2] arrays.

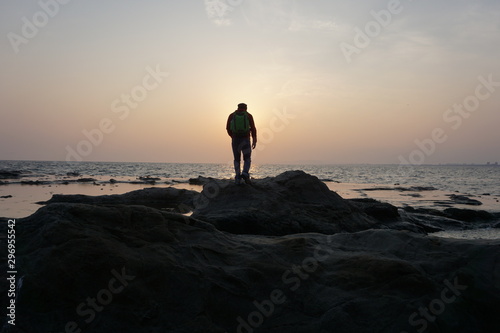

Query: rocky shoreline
[[1, 171, 499, 332]]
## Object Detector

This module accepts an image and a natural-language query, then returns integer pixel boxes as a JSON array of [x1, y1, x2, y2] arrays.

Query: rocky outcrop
[[4, 202, 499, 333], [35, 170, 498, 235], [37, 187, 197, 212], [192, 171, 381, 235], [191, 171, 497, 236]]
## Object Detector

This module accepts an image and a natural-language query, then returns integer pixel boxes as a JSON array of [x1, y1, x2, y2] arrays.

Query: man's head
[[237, 103, 247, 111]]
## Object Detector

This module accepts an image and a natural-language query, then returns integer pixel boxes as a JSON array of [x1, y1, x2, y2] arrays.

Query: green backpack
[[230, 111, 250, 136]]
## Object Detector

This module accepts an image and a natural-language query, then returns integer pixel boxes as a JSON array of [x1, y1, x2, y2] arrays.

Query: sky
[[1, 0, 499, 165]]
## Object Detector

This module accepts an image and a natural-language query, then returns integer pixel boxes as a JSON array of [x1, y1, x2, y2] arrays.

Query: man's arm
[[226, 114, 233, 137], [248, 113, 257, 149]]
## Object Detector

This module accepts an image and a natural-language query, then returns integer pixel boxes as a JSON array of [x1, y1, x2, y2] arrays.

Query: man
[[226, 103, 257, 184]]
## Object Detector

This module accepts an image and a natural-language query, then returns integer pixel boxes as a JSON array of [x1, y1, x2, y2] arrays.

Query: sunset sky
[[1, 0, 499, 164]]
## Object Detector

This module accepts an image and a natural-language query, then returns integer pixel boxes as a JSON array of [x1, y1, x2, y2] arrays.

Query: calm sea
[[1, 160, 499, 197]]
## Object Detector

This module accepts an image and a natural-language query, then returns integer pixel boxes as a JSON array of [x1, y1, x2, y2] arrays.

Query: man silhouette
[[226, 103, 257, 184]]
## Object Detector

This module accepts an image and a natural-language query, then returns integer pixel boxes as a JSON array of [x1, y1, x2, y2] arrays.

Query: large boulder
[[192, 171, 380, 235], [3, 203, 499, 333]]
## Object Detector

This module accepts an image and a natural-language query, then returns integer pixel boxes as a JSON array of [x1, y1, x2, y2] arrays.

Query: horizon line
[[1, 159, 499, 167]]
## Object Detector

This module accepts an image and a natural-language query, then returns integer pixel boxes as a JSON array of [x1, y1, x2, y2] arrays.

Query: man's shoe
[[241, 173, 251, 184], [234, 176, 241, 185]]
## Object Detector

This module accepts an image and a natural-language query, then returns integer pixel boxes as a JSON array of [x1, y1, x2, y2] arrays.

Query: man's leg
[[232, 138, 242, 183], [241, 138, 252, 182]]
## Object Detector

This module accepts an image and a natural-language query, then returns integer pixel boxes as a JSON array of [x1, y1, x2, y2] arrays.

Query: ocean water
[[1, 161, 499, 224], [1, 160, 499, 196]]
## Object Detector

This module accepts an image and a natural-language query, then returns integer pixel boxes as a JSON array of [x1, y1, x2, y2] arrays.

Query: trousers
[[231, 136, 251, 177]]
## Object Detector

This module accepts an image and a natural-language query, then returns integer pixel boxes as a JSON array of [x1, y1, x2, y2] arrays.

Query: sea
[[1, 160, 499, 238]]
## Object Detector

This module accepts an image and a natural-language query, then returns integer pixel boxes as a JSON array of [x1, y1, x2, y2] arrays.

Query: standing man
[[226, 103, 257, 184]]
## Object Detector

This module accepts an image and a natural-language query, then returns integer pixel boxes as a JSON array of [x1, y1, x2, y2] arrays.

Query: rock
[[447, 194, 482, 206], [189, 176, 215, 185], [7, 203, 500, 333], [190, 171, 497, 236], [408, 186, 438, 191], [400, 193, 422, 198], [401, 207, 466, 231], [138, 176, 161, 184], [172, 179, 188, 184], [404, 207, 496, 225], [0, 170, 22, 179], [347, 198, 400, 222], [0, 195, 13, 199], [192, 171, 377, 235], [402, 213, 464, 232], [37, 187, 197, 213], [77, 177, 97, 183], [139, 176, 161, 181], [443, 208, 495, 222], [20, 180, 48, 185], [361, 186, 437, 192]]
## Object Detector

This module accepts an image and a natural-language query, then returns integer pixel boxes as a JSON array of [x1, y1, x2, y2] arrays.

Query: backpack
[[230, 112, 250, 136]]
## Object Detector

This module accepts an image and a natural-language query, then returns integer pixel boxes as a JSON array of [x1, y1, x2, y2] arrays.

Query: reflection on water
[[431, 228, 500, 240]]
